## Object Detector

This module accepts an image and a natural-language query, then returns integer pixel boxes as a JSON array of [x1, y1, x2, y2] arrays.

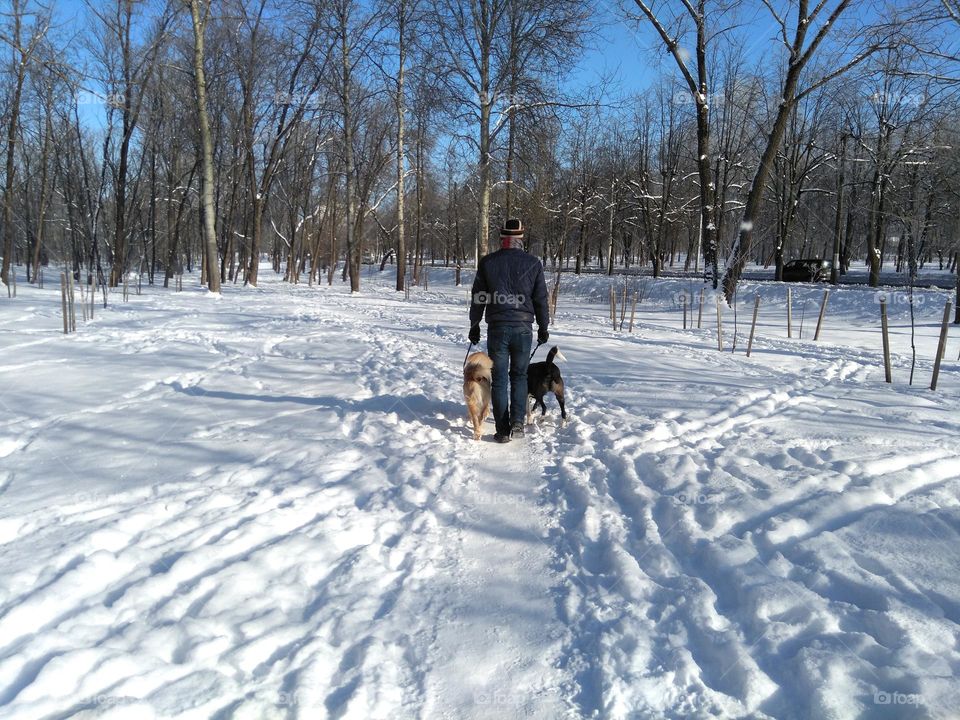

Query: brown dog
[[463, 351, 493, 440]]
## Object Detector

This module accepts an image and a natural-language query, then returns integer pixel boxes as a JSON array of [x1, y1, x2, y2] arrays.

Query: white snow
[[0, 265, 958, 719]]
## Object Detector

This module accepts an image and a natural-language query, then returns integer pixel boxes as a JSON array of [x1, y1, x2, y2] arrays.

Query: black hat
[[500, 218, 524, 237]]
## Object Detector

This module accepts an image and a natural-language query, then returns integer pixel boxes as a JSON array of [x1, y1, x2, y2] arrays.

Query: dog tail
[[545, 346, 559, 365]]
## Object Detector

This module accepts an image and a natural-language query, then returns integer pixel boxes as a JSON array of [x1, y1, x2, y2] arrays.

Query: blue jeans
[[487, 324, 532, 436]]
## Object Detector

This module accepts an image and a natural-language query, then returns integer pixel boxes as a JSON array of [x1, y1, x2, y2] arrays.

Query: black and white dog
[[526, 346, 567, 423]]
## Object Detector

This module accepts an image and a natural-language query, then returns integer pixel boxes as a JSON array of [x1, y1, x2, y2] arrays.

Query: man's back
[[473, 248, 548, 327]]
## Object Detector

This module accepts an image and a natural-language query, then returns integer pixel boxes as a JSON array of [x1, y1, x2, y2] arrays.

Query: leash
[[529, 341, 543, 361]]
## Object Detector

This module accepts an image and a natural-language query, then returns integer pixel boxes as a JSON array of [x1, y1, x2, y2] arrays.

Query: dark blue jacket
[[469, 248, 549, 328]]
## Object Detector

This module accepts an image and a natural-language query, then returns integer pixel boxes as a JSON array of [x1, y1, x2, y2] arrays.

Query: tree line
[[1, 0, 958, 312]]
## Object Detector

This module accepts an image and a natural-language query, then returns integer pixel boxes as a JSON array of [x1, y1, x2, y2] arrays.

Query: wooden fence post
[[620, 284, 627, 328], [930, 300, 952, 391], [629, 290, 638, 333], [746, 295, 761, 357], [716, 295, 723, 351], [682, 293, 687, 329], [60, 273, 69, 334], [610, 286, 617, 330], [68, 274, 77, 332], [786, 287, 793, 338], [814, 289, 830, 341], [880, 298, 892, 383], [697, 288, 704, 329]]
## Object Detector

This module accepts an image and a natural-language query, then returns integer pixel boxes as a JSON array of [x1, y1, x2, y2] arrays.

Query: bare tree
[[722, 0, 887, 302], [0, 0, 50, 287], [631, 0, 721, 287], [187, 0, 220, 291]]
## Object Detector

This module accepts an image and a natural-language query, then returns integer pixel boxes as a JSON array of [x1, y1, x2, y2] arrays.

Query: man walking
[[468, 219, 550, 443]]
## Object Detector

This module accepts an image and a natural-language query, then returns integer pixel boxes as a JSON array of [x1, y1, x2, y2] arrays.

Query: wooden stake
[[716, 295, 723, 351], [611, 286, 618, 330], [60, 273, 68, 334], [68, 274, 77, 332], [746, 295, 761, 357], [697, 288, 704, 329], [682, 293, 687, 329], [620, 283, 627, 328], [879, 298, 892, 383], [814, 289, 830, 341], [629, 290, 638, 333], [786, 287, 793, 338], [930, 300, 952, 391]]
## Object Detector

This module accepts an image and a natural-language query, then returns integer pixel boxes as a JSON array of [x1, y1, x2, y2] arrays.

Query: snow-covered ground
[[0, 264, 958, 719]]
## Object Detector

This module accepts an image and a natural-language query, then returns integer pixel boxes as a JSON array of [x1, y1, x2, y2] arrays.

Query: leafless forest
[[1, 0, 959, 308]]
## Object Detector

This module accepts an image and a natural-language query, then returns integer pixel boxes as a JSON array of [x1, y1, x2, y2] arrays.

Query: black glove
[[537, 327, 549, 344], [469, 325, 481, 345]]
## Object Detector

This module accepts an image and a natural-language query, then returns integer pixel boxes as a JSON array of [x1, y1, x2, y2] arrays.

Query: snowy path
[[1, 268, 959, 719]]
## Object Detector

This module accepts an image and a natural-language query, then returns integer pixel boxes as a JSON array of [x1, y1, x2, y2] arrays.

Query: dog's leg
[[554, 381, 567, 422], [525, 395, 532, 424]]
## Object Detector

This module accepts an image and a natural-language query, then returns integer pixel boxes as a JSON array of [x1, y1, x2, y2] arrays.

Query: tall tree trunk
[[189, 0, 221, 292], [341, 13, 359, 293], [32, 87, 54, 283], [110, 1, 134, 287], [606, 179, 615, 275], [722, 59, 805, 301], [1, 10, 27, 287], [477, 91, 491, 266], [830, 132, 847, 284], [395, 0, 407, 291]]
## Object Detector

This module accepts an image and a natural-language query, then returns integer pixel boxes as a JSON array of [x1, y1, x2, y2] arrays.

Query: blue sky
[[56, 0, 657, 126], [567, 4, 659, 101]]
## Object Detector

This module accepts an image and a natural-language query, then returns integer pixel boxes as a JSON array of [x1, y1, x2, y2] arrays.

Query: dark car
[[782, 258, 832, 282]]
